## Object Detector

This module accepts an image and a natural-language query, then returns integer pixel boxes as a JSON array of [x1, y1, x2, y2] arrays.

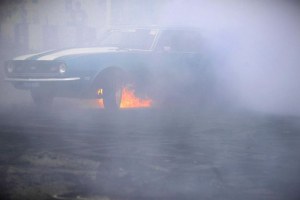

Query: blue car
[[4, 27, 212, 109]]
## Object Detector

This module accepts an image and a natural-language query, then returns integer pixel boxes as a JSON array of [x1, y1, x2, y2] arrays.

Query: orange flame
[[97, 99, 104, 108], [96, 87, 152, 109], [120, 87, 152, 108]]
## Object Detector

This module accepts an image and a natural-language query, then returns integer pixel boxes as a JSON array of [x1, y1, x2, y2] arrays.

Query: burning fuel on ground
[[97, 86, 153, 109]]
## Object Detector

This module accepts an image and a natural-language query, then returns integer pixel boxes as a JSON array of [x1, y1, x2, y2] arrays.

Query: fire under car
[[4, 27, 214, 110]]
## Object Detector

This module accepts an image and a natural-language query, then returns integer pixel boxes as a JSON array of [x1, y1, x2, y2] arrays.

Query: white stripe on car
[[13, 50, 54, 60], [36, 47, 118, 60]]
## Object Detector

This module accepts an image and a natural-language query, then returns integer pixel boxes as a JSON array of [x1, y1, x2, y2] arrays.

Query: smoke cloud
[[156, 0, 300, 115]]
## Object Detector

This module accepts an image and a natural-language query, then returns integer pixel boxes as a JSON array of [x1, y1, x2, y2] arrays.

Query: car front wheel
[[95, 68, 124, 110], [102, 84, 122, 110]]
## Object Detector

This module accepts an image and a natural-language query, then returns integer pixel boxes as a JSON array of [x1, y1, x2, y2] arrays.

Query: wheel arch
[[88, 63, 153, 99], [92, 66, 127, 85]]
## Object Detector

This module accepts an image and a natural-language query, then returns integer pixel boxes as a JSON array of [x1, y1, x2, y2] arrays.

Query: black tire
[[31, 89, 54, 108], [103, 84, 122, 110], [96, 68, 124, 110]]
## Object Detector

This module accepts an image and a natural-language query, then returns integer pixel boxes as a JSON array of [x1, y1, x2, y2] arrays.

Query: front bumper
[[5, 77, 87, 98], [5, 77, 81, 82]]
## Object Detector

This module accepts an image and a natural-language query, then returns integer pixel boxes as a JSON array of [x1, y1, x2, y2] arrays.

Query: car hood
[[13, 47, 122, 61]]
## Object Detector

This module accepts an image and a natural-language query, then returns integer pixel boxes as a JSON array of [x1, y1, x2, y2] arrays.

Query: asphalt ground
[[0, 103, 300, 200]]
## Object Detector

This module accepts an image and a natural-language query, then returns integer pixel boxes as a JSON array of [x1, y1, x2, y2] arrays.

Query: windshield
[[99, 29, 158, 50]]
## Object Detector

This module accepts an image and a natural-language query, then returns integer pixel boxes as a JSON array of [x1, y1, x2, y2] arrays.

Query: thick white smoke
[[159, 0, 300, 115]]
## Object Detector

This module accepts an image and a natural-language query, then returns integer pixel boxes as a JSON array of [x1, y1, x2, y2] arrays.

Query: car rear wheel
[[31, 89, 54, 107]]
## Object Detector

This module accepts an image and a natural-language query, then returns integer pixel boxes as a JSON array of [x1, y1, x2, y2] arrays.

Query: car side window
[[156, 30, 202, 53]]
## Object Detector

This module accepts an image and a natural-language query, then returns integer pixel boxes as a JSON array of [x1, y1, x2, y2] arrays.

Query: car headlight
[[59, 63, 67, 74]]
